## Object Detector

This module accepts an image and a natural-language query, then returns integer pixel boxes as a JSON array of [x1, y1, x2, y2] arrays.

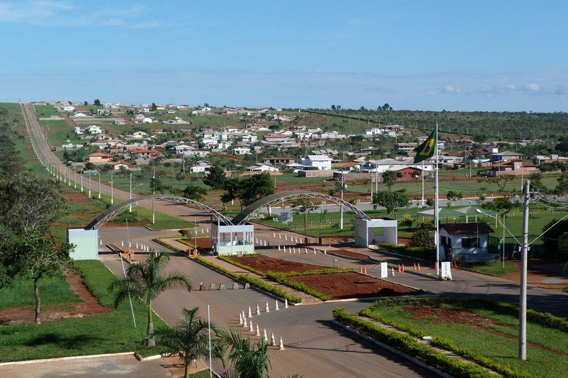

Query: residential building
[[301, 155, 332, 170]]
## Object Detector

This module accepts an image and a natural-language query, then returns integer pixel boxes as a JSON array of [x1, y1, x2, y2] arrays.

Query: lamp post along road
[[519, 180, 530, 360], [339, 170, 344, 230]]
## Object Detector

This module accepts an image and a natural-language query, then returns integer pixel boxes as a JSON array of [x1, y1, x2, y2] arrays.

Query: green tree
[[203, 165, 226, 189], [220, 329, 271, 378], [409, 227, 435, 249], [488, 174, 515, 192], [156, 307, 224, 378], [445, 190, 463, 206], [0, 173, 65, 233], [110, 253, 192, 347], [291, 197, 317, 240], [7, 232, 73, 323], [555, 172, 568, 195], [151, 102, 158, 111], [93, 99, 101, 106], [382, 170, 397, 192], [182, 184, 208, 202], [372, 190, 410, 216]]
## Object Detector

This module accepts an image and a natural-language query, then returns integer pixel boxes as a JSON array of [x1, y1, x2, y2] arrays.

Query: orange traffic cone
[[402, 264, 405, 272], [417, 263, 422, 271], [364, 266, 368, 274], [413, 263, 417, 270], [397, 264, 401, 272]]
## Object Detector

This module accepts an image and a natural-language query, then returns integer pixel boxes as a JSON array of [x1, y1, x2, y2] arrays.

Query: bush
[[378, 243, 434, 262], [408, 227, 435, 249], [333, 307, 493, 378]]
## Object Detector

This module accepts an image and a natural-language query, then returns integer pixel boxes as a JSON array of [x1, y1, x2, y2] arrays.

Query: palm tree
[[110, 252, 192, 347], [220, 329, 271, 378], [156, 307, 224, 378]]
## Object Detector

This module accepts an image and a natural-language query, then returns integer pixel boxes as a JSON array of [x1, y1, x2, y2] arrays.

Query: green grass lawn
[[0, 276, 80, 311], [365, 299, 568, 378], [0, 260, 166, 362], [460, 261, 518, 276]]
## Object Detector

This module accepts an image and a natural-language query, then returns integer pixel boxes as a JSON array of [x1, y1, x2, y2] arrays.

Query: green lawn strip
[[265, 272, 330, 301], [459, 261, 518, 276], [0, 276, 80, 311], [364, 297, 568, 378], [332, 307, 493, 378], [0, 260, 164, 362], [193, 257, 302, 303], [154, 238, 186, 253]]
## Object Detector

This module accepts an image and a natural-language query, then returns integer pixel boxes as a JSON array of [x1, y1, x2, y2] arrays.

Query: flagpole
[[434, 123, 440, 275]]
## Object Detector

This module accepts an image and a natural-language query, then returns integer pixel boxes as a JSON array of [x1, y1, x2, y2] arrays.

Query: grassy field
[[0, 276, 80, 311], [460, 261, 518, 276], [364, 298, 568, 378], [0, 260, 166, 362]]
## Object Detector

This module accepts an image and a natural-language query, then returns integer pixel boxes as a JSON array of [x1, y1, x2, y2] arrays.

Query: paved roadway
[[100, 228, 436, 378]]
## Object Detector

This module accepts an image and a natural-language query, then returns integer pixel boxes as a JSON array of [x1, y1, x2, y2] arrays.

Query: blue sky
[[0, 0, 567, 111]]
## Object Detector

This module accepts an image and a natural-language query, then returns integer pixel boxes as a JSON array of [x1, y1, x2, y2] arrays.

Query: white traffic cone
[[265, 302, 269, 313], [263, 328, 267, 342], [239, 313, 243, 325], [255, 324, 260, 337], [279, 337, 285, 350], [256, 304, 260, 315], [271, 332, 276, 346], [275, 300, 279, 311], [248, 306, 252, 318], [284, 298, 288, 309], [249, 320, 254, 332]]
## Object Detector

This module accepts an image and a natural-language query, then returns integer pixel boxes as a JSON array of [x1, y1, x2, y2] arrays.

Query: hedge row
[[359, 308, 426, 338], [368, 296, 568, 334], [333, 307, 493, 378], [378, 243, 434, 261], [431, 337, 534, 378], [218, 255, 266, 277], [194, 257, 302, 303], [153, 238, 185, 253], [266, 272, 331, 301]]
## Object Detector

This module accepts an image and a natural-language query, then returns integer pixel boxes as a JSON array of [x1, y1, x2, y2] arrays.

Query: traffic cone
[[256, 324, 260, 337], [275, 300, 279, 311], [413, 263, 417, 270], [402, 264, 405, 272], [239, 313, 243, 325], [279, 337, 285, 350], [265, 302, 269, 313], [391, 267, 395, 276], [249, 320, 254, 332], [398, 265, 401, 272], [271, 332, 277, 346], [248, 306, 252, 318], [418, 263, 422, 271], [285, 298, 288, 309], [256, 304, 260, 315], [364, 266, 367, 274]]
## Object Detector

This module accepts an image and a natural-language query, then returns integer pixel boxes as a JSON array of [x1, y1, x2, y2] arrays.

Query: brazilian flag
[[413, 126, 437, 163]]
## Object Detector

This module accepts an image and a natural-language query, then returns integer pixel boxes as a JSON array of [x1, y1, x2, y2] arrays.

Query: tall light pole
[[74, 170, 77, 189], [111, 171, 114, 205], [88, 171, 92, 198], [129, 173, 133, 213], [519, 180, 530, 361], [339, 170, 345, 230], [80, 171, 84, 193], [152, 165, 156, 224], [97, 170, 101, 199]]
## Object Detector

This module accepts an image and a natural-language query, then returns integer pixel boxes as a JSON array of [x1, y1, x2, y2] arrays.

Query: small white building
[[234, 147, 251, 155], [85, 125, 103, 134], [439, 222, 495, 263], [247, 163, 279, 172], [190, 161, 212, 174], [301, 155, 332, 170]]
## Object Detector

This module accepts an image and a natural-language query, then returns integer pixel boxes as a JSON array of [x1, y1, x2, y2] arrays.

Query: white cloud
[[525, 83, 541, 91], [0, 1, 155, 27]]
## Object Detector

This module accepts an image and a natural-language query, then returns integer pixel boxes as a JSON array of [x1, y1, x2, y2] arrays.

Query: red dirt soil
[[291, 273, 421, 300], [230, 254, 328, 274], [0, 272, 109, 325]]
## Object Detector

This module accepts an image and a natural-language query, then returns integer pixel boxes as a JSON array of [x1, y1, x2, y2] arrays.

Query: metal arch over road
[[232, 190, 371, 225], [84, 195, 233, 230]]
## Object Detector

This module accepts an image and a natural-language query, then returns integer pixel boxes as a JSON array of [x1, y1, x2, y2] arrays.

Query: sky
[[0, 0, 567, 112]]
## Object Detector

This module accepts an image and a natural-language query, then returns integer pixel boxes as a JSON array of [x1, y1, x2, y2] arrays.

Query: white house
[[301, 155, 332, 170], [439, 222, 495, 263], [234, 147, 251, 155], [85, 125, 103, 134], [190, 161, 211, 174], [74, 127, 84, 135], [247, 163, 279, 172]]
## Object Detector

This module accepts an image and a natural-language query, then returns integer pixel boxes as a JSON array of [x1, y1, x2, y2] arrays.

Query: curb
[[0, 352, 135, 367], [134, 352, 162, 361], [331, 320, 452, 378]]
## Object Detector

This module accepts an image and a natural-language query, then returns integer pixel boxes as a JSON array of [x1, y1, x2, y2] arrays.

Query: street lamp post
[[88, 171, 92, 198], [339, 170, 344, 230], [519, 180, 530, 361], [111, 171, 114, 205], [475, 209, 520, 268], [98, 171, 101, 199], [80, 172, 84, 193], [129, 173, 133, 213]]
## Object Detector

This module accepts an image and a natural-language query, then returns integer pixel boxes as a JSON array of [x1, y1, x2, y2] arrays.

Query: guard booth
[[354, 218, 398, 247], [67, 228, 99, 260], [211, 223, 255, 256]]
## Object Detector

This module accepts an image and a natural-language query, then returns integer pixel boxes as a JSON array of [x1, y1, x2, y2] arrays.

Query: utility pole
[[339, 170, 344, 230], [111, 171, 114, 205], [80, 172, 83, 193], [98, 171, 101, 199], [519, 180, 530, 360], [152, 165, 156, 224], [129, 173, 132, 213], [88, 172, 92, 198], [421, 161, 425, 207]]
